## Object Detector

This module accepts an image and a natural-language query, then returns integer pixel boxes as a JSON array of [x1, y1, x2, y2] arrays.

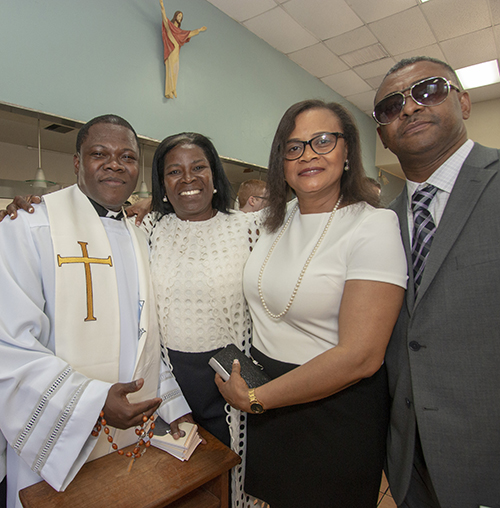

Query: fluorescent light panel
[[456, 60, 500, 89]]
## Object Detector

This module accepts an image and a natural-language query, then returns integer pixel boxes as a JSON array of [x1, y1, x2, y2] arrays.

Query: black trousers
[[0, 477, 6, 508]]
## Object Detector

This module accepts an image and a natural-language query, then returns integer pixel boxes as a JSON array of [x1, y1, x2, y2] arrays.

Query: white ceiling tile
[[493, 24, 500, 49], [365, 74, 386, 89], [208, 0, 500, 106], [322, 69, 371, 96], [491, 0, 500, 25], [345, 90, 377, 114], [354, 58, 395, 79], [395, 44, 447, 63], [324, 26, 378, 55], [347, 0, 417, 24], [340, 44, 389, 67], [288, 44, 349, 77], [205, 0, 277, 22], [284, 0, 363, 40], [422, 0, 491, 42], [243, 7, 318, 53], [441, 28, 497, 69], [369, 7, 436, 54], [466, 82, 500, 102]]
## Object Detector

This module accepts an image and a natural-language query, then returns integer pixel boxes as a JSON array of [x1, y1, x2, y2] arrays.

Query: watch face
[[250, 402, 264, 414]]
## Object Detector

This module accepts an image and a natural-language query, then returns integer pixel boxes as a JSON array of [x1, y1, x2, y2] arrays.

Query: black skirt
[[167, 348, 230, 447], [245, 347, 389, 508]]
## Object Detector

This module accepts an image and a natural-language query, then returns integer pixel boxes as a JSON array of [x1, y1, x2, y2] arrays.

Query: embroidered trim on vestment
[[14, 366, 73, 454], [160, 388, 183, 405], [32, 379, 91, 473]]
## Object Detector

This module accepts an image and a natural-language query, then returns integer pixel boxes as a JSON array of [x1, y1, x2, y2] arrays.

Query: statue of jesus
[[160, 0, 207, 99]]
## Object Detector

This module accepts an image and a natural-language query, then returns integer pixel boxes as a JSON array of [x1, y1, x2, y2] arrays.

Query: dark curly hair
[[151, 132, 232, 217], [264, 100, 379, 232]]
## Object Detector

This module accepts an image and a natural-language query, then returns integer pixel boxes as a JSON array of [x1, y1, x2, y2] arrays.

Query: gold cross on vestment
[[57, 241, 113, 322]]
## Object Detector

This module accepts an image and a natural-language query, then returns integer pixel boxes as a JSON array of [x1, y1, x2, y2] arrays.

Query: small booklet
[[151, 418, 202, 461], [209, 344, 271, 388]]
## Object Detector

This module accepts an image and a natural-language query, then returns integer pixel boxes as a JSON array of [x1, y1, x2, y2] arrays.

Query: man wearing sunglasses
[[374, 56, 500, 508]]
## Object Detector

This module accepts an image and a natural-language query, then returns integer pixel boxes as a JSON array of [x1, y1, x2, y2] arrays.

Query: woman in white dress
[[216, 100, 408, 507]]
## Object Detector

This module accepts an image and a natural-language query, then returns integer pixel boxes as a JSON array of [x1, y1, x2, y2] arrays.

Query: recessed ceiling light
[[419, 0, 431, 3], [456, 60, 500, 89]]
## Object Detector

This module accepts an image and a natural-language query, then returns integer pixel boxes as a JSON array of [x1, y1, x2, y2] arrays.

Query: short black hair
[[76, 114, 140, 153], [151, 132, 232, 217], [384, 56, 461, 88]]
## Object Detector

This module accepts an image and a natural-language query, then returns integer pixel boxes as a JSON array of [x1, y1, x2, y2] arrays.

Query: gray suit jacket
[[386, 143, 500, 508]]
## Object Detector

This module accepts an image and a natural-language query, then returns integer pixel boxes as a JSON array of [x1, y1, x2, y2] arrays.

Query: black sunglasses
[[373, 76, 460, 125], [284, 132, 345, 161]]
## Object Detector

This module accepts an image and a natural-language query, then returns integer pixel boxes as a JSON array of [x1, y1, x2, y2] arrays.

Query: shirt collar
[[406, 139, 474, 201], [88, 197, 124, 220]]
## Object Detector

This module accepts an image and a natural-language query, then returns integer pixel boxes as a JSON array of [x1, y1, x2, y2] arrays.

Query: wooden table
[[19, 428, 240, 508]]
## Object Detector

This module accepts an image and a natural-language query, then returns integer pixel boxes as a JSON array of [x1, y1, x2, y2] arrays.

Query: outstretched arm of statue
[[189, 26, 207, 37], [159, 0, 169, 27]]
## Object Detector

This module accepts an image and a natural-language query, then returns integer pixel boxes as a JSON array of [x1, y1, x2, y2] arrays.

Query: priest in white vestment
[[0, 115, 192, 508]]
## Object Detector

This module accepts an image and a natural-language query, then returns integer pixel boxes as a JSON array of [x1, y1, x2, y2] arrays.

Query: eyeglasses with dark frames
[[284, 132, 345, 161], [373, 76, 461, 126]]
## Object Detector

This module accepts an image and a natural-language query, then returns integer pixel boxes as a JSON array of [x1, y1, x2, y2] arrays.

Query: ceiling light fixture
[[134, 147, 151, 198], [378, 169, 389, 186], [456, 60, 500, 90], [26, 119, 56, 188]]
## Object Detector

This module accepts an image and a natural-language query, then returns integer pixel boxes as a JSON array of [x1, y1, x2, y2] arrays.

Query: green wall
[[0, 0, 376, 173]]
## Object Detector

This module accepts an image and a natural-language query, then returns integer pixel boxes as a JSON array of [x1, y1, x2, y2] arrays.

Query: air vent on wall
[[44, 123, 75, 134]]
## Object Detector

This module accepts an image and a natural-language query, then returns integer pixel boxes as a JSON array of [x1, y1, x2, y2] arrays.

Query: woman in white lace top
[[146, 133, 262, 508]]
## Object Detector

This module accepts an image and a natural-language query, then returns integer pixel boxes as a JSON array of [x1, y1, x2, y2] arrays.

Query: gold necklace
[[258, 195, 343, 319]]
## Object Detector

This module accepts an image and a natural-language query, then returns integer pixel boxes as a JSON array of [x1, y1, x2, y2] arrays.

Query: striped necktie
[[411, 185, 438, 293]]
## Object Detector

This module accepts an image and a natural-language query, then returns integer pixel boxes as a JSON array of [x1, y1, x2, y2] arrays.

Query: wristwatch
[[248, 388, 265, 414]]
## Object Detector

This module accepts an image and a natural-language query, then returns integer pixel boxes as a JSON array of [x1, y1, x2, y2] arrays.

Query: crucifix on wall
[[160, 0, 207, 99]]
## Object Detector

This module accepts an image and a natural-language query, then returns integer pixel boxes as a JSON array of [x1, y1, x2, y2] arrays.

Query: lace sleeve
[[247, 212, 262, 252], [139, 212, 159, 242]]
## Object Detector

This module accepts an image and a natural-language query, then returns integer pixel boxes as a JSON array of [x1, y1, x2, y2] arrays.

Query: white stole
[[45, 185, 160, 459]]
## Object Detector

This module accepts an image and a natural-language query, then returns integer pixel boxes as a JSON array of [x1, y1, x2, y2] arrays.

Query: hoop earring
[[343, 159, 350, 171], [163, 195, 168, 203]]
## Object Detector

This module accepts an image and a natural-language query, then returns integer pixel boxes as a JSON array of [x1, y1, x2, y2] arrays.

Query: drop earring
[[213, 189, 217, 194], [163, 195, 168, 203], [343, 159, 350, 171]]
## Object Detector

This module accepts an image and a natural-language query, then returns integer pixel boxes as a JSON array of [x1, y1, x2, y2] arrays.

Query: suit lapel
[[414, 144, 499, 307], [391, 190, 416, 309]]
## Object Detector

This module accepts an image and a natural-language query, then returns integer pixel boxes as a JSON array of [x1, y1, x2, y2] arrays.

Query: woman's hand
[[0, 195, 41, 222], [125, 197, 152, 226], [215, 360, 251, 412]]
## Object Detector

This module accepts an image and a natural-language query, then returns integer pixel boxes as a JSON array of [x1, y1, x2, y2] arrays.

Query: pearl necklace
[[258, 195, 343, 319]]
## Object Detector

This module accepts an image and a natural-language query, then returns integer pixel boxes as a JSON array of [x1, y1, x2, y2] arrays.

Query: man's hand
[[102, 378, 161, 429], [125, 197, 152, 227], [0, 195, 41, 222], [169, 413, 207, 444]]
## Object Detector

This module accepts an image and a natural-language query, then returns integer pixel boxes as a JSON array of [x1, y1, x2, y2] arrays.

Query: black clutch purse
[[209, 344, 271, 388]]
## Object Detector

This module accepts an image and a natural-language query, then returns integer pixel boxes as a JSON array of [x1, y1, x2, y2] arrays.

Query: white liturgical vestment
[[0, 185, 190, 508]]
